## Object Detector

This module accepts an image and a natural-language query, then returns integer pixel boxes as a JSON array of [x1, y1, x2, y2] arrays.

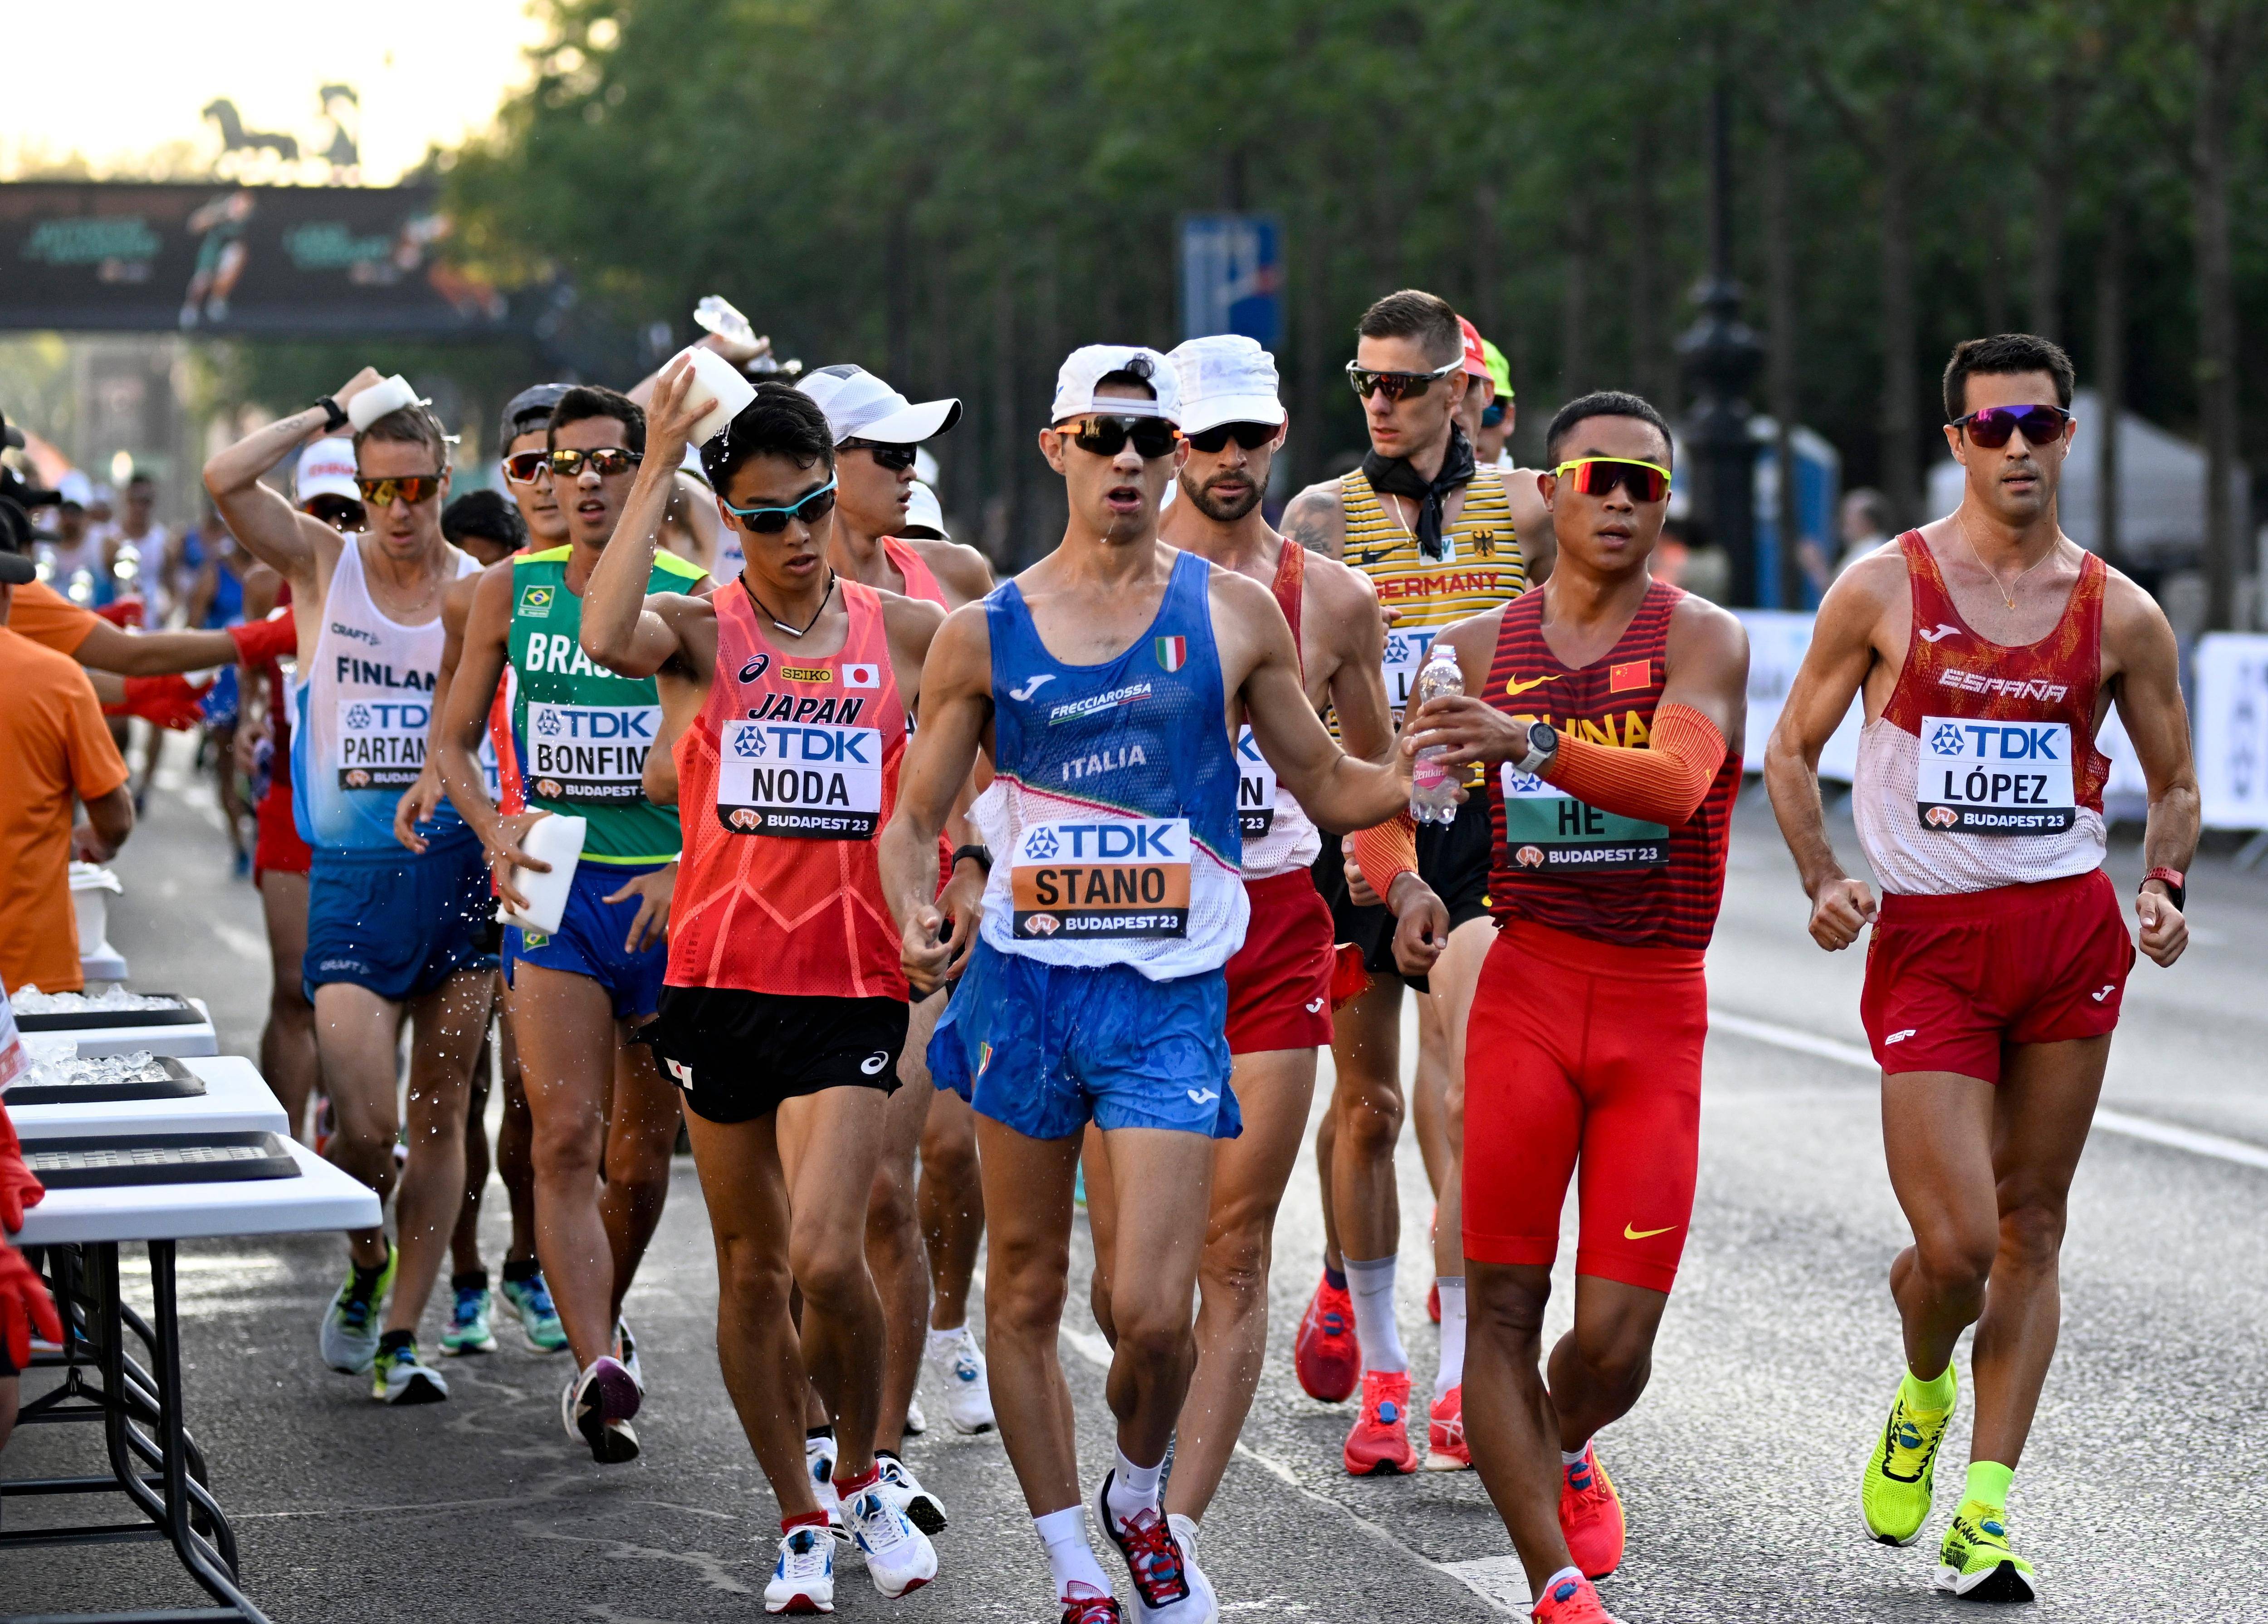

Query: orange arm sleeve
[[1351, 811, 1419, 901], [1544, 702, 1727, 826]]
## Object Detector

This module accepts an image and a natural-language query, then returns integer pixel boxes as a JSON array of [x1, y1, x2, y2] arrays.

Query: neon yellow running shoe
[[1935, 1499, 2037, 1603], [1861, 1368, 1957, 1546]]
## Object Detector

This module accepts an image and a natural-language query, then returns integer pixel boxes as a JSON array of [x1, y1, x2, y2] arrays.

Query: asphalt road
[[7, 739, 2268, 1622]]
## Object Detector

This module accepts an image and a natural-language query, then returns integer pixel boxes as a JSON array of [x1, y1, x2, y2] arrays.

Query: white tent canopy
[[1927, 389, 2248, 566]]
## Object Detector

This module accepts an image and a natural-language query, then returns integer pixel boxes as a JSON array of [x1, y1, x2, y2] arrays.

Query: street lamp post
[[1675, 73, 1765, 606]]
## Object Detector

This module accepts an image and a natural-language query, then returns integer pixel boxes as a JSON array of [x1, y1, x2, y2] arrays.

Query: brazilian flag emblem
[[517, 582, 555, 616]]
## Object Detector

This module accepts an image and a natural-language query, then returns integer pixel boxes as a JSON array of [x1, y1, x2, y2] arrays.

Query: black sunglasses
[[1185, 421, 1279, 455], [1344, 359, 1461, 402], [842, 439, 919, 472], [1058, 415, 1181, 460], [1949, 405, 2071, 449], [303, 494, 367, 533]]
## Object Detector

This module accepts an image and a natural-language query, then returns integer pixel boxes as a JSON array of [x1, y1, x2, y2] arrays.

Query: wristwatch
[[2141, 866, 2185, 911], [950, 843, 992, 876], [314, 395, 349, 432], [1511, 719, 1559, 777]]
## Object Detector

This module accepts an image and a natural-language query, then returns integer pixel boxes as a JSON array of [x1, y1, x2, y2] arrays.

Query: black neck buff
[[1362, 426, 1476, 562]]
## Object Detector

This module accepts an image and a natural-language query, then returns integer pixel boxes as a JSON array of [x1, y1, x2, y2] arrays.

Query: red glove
[[228, 613, 297, 666], [0, 1243, 62, 1370], [103, 673, 213, 731], [94, 595, 146, 629], [0, 1107, 43, 1234]]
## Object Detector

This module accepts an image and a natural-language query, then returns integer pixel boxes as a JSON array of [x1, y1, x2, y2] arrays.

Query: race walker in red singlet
[[1850, 531, 2131, 1078]]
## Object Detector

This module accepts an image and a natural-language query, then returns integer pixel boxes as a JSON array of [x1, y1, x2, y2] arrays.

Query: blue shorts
[[927, 940, 1239, 1142], [505, 861, 670, 1024], [304, 835, 491, 1003]]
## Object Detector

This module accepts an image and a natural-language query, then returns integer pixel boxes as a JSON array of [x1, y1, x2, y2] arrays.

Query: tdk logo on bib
[[1019, 822, 1182, 861], [1917, 715, 2076, 835]]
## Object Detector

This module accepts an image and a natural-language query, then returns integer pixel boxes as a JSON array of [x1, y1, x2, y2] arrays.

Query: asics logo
[[2091, 984, 2115, 1002], [1187, 1088, 1220, 1105], [860, 1051, 891, 1075], [1917, 623, 1962, 644], [1305, 997, 1325, 1013], [1886, 1028, 1916, 1044], [1008, 673, 1055, 701]]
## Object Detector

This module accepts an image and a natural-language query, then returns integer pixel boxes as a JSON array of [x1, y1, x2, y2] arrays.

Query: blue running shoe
[[442, 1284, 497, 1355], [500, 1270, 569, 1353]]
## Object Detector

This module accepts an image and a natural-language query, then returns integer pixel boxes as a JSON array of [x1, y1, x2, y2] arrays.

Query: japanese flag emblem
[[843, 662, 880, 689]]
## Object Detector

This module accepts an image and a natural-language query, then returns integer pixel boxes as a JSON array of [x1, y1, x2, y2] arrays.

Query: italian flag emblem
[[1155, 636, 1188, 673], [977, 1042, 994, 1076]]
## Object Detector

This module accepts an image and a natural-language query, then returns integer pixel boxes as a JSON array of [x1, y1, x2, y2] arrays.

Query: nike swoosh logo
[[1623, 1223, 1677, 1241], [1186, 1088, 1220, 1105], [1504, 674, 1559, 696], [1917, 624, 1961, 644], [1008, 674, 1055, 701]]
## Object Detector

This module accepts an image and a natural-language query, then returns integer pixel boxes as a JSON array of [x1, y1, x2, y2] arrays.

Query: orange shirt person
[[0, 549, 135, 994]]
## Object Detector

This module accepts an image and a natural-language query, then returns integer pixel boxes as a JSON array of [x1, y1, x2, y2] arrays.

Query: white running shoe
[[806, 1434, 849, 1544], [923, 1324, 996, 1434], [612, 1316, 645, 1394], [843, 1484, 938, 1598], [371, 1337, 447, 1405], [765, 1526, 836, 1614], [904, 1397, 927, 1436], [562, 1356, 642, 1463], [1168, 1514, 1220, 1624], [875, 1453, 947, 1535]]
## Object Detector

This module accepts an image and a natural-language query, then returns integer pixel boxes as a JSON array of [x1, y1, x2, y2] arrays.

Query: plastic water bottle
[[1408, 644, 1464, 824]]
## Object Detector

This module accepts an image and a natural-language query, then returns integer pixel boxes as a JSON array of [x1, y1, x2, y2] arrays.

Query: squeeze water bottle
[[1408, 644, 1464, 825]]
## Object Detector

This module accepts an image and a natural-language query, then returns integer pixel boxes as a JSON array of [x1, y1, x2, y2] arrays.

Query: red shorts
[[1861, 867, 2133, 1083], [253, 778, 313, 887], [1223, 871, 1335, 1055], [1461, 919, 1706, 1293]]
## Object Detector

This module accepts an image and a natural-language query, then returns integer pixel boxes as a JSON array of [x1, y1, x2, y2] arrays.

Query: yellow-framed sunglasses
[[1551, 458, 1671, 503]]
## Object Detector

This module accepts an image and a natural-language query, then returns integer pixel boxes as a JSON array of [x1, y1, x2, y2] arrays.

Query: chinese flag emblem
[[1609, 659, 1651, 693]]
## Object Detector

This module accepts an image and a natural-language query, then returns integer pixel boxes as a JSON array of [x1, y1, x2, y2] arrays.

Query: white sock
[[1107, 1445, 1163, 1525], [927, 1326, 968, 1354], [1561, 1443, 1589, 1468], [1434, 1276, 1467, 1390], [1539, 1563, 1585, 1600], [1035, 1505, 1112, 1597], [1343, 1255, 1408, 1374]]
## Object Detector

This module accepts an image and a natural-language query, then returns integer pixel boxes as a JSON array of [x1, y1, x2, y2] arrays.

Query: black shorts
[[645, 985, 908, 1125], [1311, 788, 1494, 993]]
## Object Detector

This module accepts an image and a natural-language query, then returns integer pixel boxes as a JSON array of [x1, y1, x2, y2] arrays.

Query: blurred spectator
[[440, 489, 526, 567], [1835, 487, 1894, 579], [113, 473, 171, 618], [0, 538, 135, 995]]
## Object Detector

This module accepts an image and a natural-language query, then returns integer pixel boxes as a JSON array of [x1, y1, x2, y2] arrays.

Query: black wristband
[[315, 396, 348, 432], [950, 843, 992, 875]]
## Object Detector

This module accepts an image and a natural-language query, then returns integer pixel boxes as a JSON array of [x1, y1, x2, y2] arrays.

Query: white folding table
[[10, 997, 219, 1061], [3, 1087, 377, 1624]]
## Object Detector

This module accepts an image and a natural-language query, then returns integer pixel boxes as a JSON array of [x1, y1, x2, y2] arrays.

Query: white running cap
[[798, 364, 962, 445], [1050, 345, 1180, 425], [901, 480, 946, 539], [295, 437, 360, 507], [1169, 335, 1286, 437]]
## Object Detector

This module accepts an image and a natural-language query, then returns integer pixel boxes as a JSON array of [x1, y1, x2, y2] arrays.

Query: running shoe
[[613, 1316, 645, 1393], [1425, 1382, 1471, 1470], [875, 1453, 948, 1535], [1528, 1571, 1623, 1623], [1294, 1272, 1361, 1404], [499, 1271, 570, 1353], [924, 1324, 997, 1434], [764, 1526, 835, 1615], [842, 1484, 938, 1598], [904, 1397, 927, 1437], [318, 1245, 396, 1374], [441, 1284, 497, 1355], [1095, 1469, 1208, 1621], [1559, 1442, 1625, 1580], [1862, 1369, 1959, 1546], [1061, 1588, 1125, 1624], [371, 1337, 448, 1404], [1935, 1500, 2036, 1603], [806, 1435, 849, 1543], [1167, 1514, 1219, 1624], [1343, 1369, 1418, 1476], [562, 1355, 643, 1463]]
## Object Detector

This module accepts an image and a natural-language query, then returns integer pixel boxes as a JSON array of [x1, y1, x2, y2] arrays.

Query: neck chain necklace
[[740, 568, 836, 638], [1954, 505, 2058, 611]]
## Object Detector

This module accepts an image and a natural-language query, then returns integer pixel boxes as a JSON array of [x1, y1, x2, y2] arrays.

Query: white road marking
[[1711, 1009, 2268, 1174], [1442, 1556, 1530, 1610]]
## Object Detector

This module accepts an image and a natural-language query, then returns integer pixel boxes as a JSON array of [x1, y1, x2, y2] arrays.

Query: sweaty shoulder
[[2097, 558, 2175, 671], [910, 538, 994, 606], [1814, 544, 1911, 642], [881, 589, 948, 644], [1280, 479, 1348, 559], [1303, 548, 1378, 630]]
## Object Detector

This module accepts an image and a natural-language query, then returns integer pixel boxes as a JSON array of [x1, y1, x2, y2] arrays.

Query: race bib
[[337, 696, 428, 789], [1916, 717, 2076, 834], [526, 701, 662, 805], [1235, 727, 1276, 838], [1499, 764, 1668, 874], [1381, 627, 1439, 725], [716, 720, 883, 838], [1010, 817, 1191, 940]]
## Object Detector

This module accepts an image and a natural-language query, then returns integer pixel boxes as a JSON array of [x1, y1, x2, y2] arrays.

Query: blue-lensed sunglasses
[[721, 477, 838, 534]]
